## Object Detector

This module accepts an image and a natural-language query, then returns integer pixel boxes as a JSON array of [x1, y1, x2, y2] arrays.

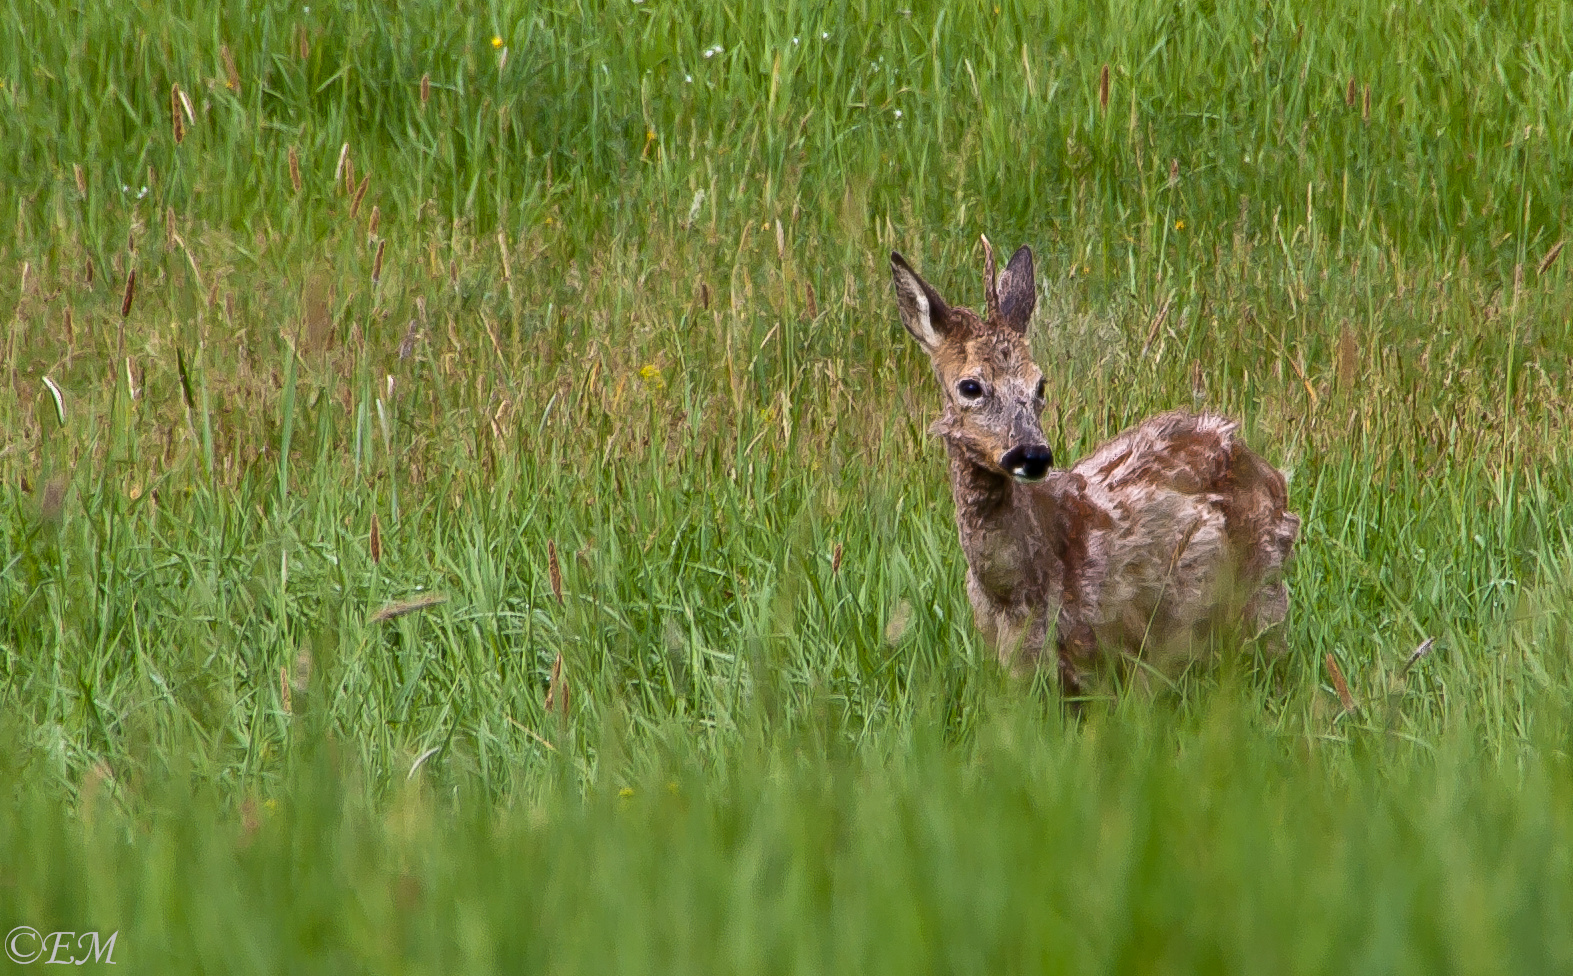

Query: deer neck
[[944, 441, 1064, 605], [944, 443, 1015, 522]]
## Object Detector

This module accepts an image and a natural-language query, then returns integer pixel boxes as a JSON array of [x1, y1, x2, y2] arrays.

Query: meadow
[[2, 0, 1573, 971]]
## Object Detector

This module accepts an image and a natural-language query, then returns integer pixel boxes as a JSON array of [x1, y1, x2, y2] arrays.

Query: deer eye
[[1034, 379, 1046, 401], [957, 379, 984, 400]]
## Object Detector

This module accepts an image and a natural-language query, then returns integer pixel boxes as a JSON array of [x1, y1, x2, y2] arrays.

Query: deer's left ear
[[996, 246, 1036, 335]]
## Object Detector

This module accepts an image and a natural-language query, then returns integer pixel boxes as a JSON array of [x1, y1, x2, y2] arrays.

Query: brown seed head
[[221, 44, 241, 93], [545, 652, 570, 718], [288, 145, 301, 193], [1537, 240, 1565, 275], [548, 540, 563, 604], [1324, 652, 1357, 714], [170, 84, 186, 144], [1098, 64, 1110, 111]]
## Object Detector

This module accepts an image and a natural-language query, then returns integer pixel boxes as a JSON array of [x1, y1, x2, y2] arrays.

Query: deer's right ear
[[890, 252, 953, 355]]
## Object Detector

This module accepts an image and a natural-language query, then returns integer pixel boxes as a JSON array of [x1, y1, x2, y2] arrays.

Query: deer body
[[891, 242, 1299, 692]]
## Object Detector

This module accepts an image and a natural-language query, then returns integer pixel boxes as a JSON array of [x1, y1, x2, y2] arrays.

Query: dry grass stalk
[[545, 652, 570, 718], [369, 512, 382, 563], [345, 158, 357, 199], [1346, 76, 1356, 107], [296, 24, 309, 60], [505, 716, 558, 752], [1399, 637, 1435, 681], [63, 307, 73, 344], [165, 206, 176, 249], [120, 269, 136, 318], [288, 145, 301, 193], [83, 256, 93, 285], [420, 73, 430, 106], [831, 542, 843, 575], [699, 280, 711, 310], [221, 44, 240, 93], [1287, 351, 1318, 407], [334, 142, 349, 185], [1361, 84, 1370, 124], [548, 540, 563, 604], [73, 163, 86, 197], [369, 593, 447, 622], [1140, 292, 1174, 358], [372, 239, 385, 285], [1098, 64, 1109, 111], [40, 377, 64, 425], [1324, 653, 1358, 714], [805, 280, 817, 319], [398, 320, 418, 360], [170, 84, 186, 143], [280, 665, 292, 714], [1538, 240, 1565, 275], [351, 174, 370, 217]]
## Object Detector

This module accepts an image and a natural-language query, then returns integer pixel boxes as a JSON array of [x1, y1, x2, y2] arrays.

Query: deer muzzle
[[1000, 444, 1054, 483]]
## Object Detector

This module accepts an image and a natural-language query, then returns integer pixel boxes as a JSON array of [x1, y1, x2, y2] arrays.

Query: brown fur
[[891, 240, 1300, 693]]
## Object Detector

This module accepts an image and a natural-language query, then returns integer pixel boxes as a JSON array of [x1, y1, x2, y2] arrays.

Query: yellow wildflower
[[491, 36, 503, 48], [638, 363, 664, 387], [1175, 220, 1186, 231]]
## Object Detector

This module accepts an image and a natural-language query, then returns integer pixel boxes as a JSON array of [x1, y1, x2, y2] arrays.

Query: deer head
[[890, 238, 1051, 482]]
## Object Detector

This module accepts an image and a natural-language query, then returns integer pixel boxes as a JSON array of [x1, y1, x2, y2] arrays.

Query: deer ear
[[890, 252, 953, 354], [996, 246, 1036, 335]]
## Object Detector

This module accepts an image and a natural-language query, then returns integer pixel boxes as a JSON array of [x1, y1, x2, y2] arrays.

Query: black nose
[[1000, 445, 1054, 483]]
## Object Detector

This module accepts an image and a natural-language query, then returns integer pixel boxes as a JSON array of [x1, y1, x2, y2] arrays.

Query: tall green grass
[[2, 0, 1573, 969]]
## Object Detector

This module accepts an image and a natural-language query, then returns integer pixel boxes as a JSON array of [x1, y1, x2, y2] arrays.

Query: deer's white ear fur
[[890, 253, 950, 354]]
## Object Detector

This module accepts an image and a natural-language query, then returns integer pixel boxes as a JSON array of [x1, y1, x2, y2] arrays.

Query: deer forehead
[[936, 333, 1039, 384]]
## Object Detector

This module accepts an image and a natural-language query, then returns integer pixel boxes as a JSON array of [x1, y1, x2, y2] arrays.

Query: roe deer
[[890, 238, 1299, 695]]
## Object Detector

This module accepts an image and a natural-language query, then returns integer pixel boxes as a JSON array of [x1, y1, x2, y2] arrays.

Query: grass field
[[3, 0, 1573, 971]]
